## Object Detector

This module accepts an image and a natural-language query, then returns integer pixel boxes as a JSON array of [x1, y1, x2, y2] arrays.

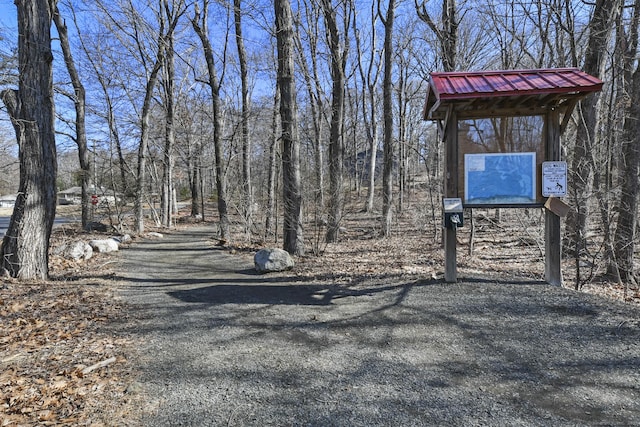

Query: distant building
[[57, 186, 121, 206], [57, 186, 83, 205], [344, 149, 396, 181], [0, 194, 16, 208]]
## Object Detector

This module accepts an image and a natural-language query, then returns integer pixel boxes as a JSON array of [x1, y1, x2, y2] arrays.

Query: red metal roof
[[424, 68, 603, 120]]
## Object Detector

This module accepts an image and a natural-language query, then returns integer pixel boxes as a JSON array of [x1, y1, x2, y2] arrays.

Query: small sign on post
[[542, 161, 567, 197], [91, 194, 99, 205]]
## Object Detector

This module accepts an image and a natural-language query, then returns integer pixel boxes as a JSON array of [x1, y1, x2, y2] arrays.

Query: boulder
[[112, 234, 132, 244], [55, 240, 93, 261], [89, 239, 119, 253], [254, 248, 295, 273], [147, 232, 164, 239]]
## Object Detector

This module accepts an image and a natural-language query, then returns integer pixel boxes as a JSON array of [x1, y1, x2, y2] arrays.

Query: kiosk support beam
[[545, 110, 562, 285], [444, 111, 458, 283]]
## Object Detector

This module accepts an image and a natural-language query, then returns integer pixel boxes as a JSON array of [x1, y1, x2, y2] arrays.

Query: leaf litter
[[1, 225, 140, 426]]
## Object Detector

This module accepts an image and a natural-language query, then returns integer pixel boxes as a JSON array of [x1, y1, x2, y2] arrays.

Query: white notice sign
[[542, 161, 567, 197]]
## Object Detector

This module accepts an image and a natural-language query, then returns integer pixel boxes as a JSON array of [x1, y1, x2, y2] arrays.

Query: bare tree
[[192, 0, 231, 245], [275, 0, 304, 255], [0, 0, 57, 279], [159, 0, 187, 228], [294, 0, 325, 209], [614, 68, 640, 285], [613, 0, 640, 284], [353, 2, 382, 213], [71, 6, 130, 198], [178, 91, 205, 218], [233, 0, 254, 236], [265, 86, 280, 242], [0, 128, 19, 194], [321, 0, 350, 243], [53, 3, 90, 229], [380, 0, 396, 237], [479, 0, 530, 69], [93, 0, 183, 234], [134, 14, 167, 234], [415, 0, 458, 71], [568, 0, 621, 287], [160, 11, 176, 228], [394, 19, 425, 212]]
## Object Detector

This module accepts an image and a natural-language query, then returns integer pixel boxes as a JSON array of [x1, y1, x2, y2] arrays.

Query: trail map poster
[[464, 152, 537, 205]]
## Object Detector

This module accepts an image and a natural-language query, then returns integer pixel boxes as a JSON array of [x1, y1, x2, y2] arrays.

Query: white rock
[[254, 248, 295, 273], [147, 232, 164, 239], [55, 240, 93, 261], [89, 239, 119, 253], [111, 234, 132, 244]]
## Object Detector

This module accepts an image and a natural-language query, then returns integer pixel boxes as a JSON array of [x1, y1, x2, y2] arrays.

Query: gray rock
[[254, 248, 295, 273], [55, 240, 93, 261], [89, 239, 119, 253], [112, 234, 132, 244]]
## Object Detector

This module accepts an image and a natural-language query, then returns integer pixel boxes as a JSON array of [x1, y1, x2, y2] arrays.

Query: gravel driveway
[[115, 225, 640, 426]]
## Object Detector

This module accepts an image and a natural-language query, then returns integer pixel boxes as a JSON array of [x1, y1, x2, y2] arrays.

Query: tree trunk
[[322, 0, 346, 243], [567, 0, 620, 285], [381, 0, 396, 237], [353, 2, 381, 213], [234, 0, 253, 237], [275, 0, 304, 255], [265, 87, 280, 242], [76, 18, 129, 197], [416, 0, 458, 72], [613, 0, 640, 283], [189, 134, 203, 218], [396, 62, 406, 213], [613, 65, 640, 284], [134, 54, 164, 234], [192, 0, 230, 245], [53, 5, 90, 229], [0, 0, 57, 279], [161, 28, 176, 228], [295, 0, 324, 209]]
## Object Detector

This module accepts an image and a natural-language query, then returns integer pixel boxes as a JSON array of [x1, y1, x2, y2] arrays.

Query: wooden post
[[545, 110, 562, 285], [444, 111, 458, 282]]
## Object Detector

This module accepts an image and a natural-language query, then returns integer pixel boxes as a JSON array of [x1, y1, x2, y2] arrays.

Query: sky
[[0, 1, 16, 33], [0, 2, 17, 149]]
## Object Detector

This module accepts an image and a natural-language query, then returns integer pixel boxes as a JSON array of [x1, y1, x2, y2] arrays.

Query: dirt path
[[115, 225, 640, 426]]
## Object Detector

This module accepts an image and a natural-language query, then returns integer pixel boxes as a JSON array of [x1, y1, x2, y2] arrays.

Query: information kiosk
[[423, 68, 603, 284]]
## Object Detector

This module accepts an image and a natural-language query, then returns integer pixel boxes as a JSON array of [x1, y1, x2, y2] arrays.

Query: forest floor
[[1, 199, 639, 425]]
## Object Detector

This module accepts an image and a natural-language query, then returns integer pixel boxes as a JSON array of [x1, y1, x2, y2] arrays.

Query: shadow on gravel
[[166, 280, 434, 306], [115, 229, 640, 425], [461, 275, 547, 286]]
